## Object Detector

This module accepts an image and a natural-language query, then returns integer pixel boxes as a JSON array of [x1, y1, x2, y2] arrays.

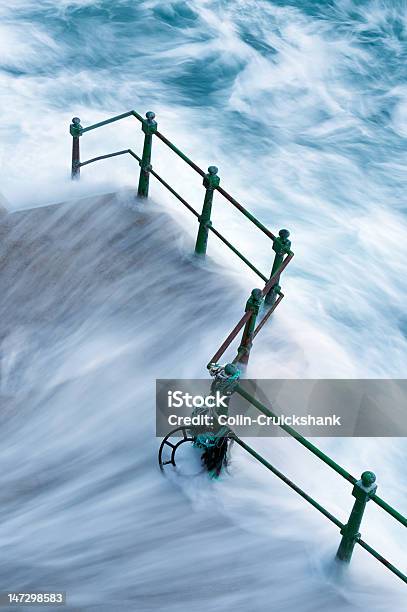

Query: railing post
[[195, 166, 220, 256], [236, 289, 263, 366], [70, 117, 83, 180], [191, 363, 240, 478], [336, 471, 377, 563], [265, 229, 291, 306], [137, 111, 157, 198]]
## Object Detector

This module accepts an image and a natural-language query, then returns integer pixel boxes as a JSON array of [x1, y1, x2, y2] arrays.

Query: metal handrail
[[207, 253, 292, 366], [81, 111, 136, 133], [216, 185, 276, 241], [70, 108, 406, 587], [236, 385, 356, 483], [79, 110, 279, 242], [76, 145, 269, 284], [70, 109, 293, 263], [232, 435, 346, 528], [78, 149, 137, 167], [232, 435, 407, 585], [70, 107, 290, 365], [209, 310, 252, 366], [372, 494, 407, 528], [235, 385, 407, 530], [155, 130, 206, 178]]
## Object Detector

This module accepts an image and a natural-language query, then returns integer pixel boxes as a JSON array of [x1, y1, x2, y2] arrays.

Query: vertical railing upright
[[265, 229, 291, 306], [336, 471, 377, 563], [195, 166, 220, 256], [236, 289, 263, 366], [70, 117, 83, 180], [137, 111, 157, 198]]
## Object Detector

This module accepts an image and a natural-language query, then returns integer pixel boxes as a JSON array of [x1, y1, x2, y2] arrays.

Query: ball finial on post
[[279, 229, 290, 241], [361, 471, 376, 488]]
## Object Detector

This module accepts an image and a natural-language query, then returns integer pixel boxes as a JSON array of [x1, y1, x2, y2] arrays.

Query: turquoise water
[[1, 0, 407, 376], [0, 1, 406, 610]]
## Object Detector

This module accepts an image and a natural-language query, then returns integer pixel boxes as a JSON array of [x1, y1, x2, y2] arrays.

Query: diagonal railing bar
[[128, 150, 142, 162], [131, 110, 144, 122], [79, 149, 134, 167], [232, 436, 344, 528], [149, 167, 200, 218], [209, 311, 252, 366], [216, 185, 276, 241], [81, 111, 136, 133], [236, 385, 356, 484], [236, 385, 407, 530], [232, 435, 407, 585], [155, 131, 206, 178], [155, 131, 206, 177], [371, 495, 407, 528], [358, 539, 407, 585], [206, 224, 268, 282], [253, 292, 284, 338], [71, 108, 292, 392]]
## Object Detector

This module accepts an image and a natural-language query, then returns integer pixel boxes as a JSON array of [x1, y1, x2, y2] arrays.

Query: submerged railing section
[[70, 109, 294, 365]]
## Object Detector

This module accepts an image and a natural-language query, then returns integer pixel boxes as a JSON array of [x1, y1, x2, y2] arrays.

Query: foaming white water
[[0, 0, 406, 609], [0, 194, 405, 611], [0, 0, 406, 376]]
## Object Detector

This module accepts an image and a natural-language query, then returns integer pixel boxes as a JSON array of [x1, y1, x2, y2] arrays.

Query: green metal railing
[[70, 109, 294, 364], [70, 109, 405, 586], [230, 386, 406, 584], [207, 251, 293, 366]]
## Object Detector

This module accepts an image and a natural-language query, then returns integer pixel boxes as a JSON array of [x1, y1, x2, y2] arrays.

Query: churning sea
[[0, 1, 406, 611]]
